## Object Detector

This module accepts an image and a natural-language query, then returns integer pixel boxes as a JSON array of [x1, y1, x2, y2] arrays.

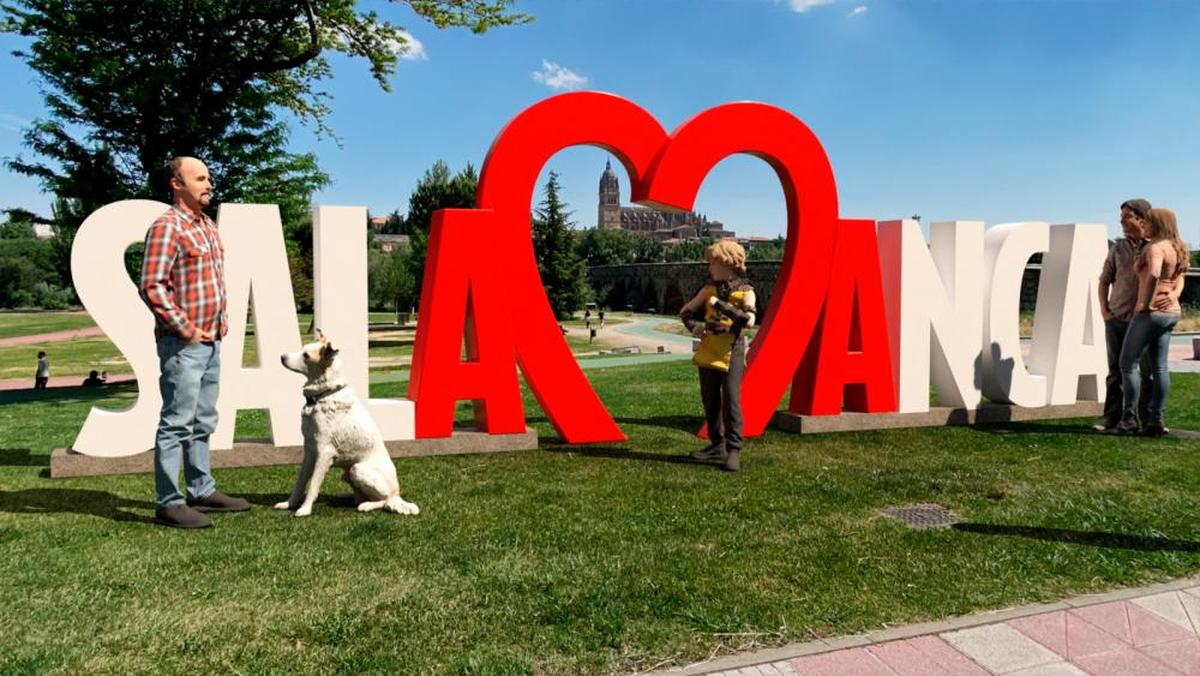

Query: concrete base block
[[50, 427, 539, 478], [771, 401, 1104, 434]]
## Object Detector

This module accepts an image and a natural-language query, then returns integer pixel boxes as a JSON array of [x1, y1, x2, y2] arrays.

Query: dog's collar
[[305, 384, 346, 407]]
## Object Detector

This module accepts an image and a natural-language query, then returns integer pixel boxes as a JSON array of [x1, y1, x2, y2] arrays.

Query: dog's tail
[[383, 496, 420, 515]]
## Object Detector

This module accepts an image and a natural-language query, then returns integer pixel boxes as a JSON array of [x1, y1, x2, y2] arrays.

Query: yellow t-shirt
[[693, 282, 753, 372]]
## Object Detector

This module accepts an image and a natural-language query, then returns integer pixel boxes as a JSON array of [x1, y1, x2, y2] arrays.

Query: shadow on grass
[[614, 415, 704, 434], [541, 445, 706, 466], [0, 449, 47, 467], [954, 522, 1200, 552], [0, 488, 154, 523], [970, 421, 1100, 436], [235, 492, 356, 509], [520, 415, 702, 436], [368, 339, 414, 348], [0, 381, 138, 406]]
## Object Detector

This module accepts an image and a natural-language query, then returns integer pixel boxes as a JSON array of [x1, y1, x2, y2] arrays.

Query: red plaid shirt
[[139, 205, 228, 341]]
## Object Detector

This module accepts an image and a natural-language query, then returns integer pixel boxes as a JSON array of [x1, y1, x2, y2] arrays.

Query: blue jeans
[[1119, 312, 1180, 427], [1103, 319, 1152, 427], [154, 336, 220, 507]]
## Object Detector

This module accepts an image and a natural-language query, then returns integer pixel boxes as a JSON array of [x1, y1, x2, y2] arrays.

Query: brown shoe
[[155, 504, 213, 529], [688, 442, 727, 462], [723, 450, 741, 472], [187, 490, 251, 513]]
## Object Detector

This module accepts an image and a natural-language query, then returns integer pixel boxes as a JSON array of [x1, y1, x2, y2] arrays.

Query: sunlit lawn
[[2, 362, 1199, 673]]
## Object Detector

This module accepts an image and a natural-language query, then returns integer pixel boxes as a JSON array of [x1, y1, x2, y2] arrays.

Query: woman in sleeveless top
[[1116, 208, 1188, 436]]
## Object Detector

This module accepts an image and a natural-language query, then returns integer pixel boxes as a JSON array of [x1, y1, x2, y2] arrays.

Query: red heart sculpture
[[409, 92, 876, 442]]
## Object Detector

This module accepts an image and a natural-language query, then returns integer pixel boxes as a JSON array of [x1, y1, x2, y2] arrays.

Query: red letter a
[[791, 219, 898, 415], [408, 209, 526, 437]]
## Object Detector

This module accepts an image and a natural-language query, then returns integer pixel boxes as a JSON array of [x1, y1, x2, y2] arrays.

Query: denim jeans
[[1119, 312, 1180, 427], [1103, 319, 1152, 427], [154, 336, 220, 507]]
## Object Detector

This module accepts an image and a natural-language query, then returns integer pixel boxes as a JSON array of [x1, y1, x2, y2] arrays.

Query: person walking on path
[[34, 351, 49, 389], [1116, 207, 1188, 436], [139, 156, 250, 528]]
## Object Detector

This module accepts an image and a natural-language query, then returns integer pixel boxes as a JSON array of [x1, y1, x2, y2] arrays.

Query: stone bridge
[[587, 262, 1200, 316], [587, 261, 780, 315]]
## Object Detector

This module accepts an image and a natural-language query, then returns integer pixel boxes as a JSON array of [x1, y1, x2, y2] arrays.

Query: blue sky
[[1, 0, 1198, 244]]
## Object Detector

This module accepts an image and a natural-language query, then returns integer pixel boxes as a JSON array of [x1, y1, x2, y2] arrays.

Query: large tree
[[532, 172, 588, 320], [1, 0, 529, 291], [403, 160, 477, 299], [575, 226, 667, 267], [2, 0, 529, 200]]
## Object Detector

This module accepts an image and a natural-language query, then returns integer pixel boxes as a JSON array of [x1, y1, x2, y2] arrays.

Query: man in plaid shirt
[[139, 156, 250, 528]]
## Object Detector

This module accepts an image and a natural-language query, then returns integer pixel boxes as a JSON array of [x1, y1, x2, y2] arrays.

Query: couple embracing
[[1098, 198, 1189, 436]]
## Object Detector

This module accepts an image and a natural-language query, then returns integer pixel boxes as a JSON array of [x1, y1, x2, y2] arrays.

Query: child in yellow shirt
[[677, 240, 757, 471]]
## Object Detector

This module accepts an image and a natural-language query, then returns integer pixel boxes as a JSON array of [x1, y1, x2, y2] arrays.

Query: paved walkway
[[668, 576, 1200, 675], [0, 374, 137, 392], [0, 325, 104, 347]]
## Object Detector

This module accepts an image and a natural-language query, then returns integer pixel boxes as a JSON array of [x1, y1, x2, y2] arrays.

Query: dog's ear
[[315, 327, 326, 344], [320, 337, 339, 359]]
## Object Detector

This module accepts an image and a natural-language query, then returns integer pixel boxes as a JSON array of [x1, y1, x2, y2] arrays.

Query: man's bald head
[[164, 156, 213, 212]]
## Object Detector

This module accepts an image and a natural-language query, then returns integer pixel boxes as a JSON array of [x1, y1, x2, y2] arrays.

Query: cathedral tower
[[598, 159, 622, 230]]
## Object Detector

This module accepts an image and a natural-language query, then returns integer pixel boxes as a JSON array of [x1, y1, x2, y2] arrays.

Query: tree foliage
[[2, 0, 529, 200], [747, 236, 786, 260], [369, 246, 418, 313], [532, 172, 588, 319], [403, 161, 477, 299], [1, 0, 530, 302], [575, 227, 666, 266]]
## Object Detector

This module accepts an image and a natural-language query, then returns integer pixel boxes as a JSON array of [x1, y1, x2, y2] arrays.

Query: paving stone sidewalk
[[668, 576, 1200, 675]]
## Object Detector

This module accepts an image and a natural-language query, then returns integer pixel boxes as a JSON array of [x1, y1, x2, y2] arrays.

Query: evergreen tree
[[403, 161, 477, 300], [532, 172, 588, 320]]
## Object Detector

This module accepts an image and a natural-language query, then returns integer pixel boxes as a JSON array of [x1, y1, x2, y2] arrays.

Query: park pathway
[[0, 374, 136, 391], [665, 574, 1200, 675], [0, 325, 104, 347]]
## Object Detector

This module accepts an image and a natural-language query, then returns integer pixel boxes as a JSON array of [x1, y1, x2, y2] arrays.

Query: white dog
[[277, 330, 419, 518]]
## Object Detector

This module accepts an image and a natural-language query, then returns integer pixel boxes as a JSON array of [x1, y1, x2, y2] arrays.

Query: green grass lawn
[[0, 311, 98, 339], [0, 322, 633, 379], [0, 337, 132, 381], [0, 311, 404, 341], [2, 364, 1199, 673]]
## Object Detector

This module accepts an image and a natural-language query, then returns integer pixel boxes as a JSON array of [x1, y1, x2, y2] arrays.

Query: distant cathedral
[[597, 160, 735, 243]]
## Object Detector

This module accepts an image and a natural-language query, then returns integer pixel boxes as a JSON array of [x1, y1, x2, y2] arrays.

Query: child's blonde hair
[[704, 239, 746, 274]]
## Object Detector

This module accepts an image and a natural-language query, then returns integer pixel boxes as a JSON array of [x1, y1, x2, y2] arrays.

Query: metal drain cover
[[878, 503, 960, 529]]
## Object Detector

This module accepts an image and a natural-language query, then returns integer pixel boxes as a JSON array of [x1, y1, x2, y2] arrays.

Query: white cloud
[[532, 59, 588, 91], [847, 5, 868, 17], [395, 30, 426, 61], [788, 0, 836, 13]]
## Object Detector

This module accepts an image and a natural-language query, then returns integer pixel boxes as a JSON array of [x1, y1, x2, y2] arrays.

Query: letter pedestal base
[[771, 402, 1103, 434], [50, 428, 539, 478]]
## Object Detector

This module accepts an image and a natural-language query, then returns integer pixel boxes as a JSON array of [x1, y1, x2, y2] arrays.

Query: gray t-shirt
[[1099, 237, 1144, 322], [36, 356, 50, 378]]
